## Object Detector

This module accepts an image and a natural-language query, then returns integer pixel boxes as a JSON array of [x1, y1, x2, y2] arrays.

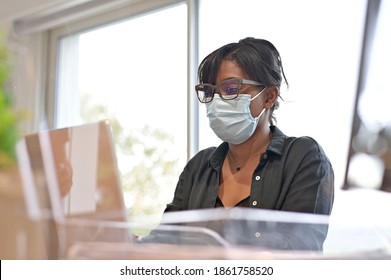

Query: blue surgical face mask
[[206, 88, 267, 145]]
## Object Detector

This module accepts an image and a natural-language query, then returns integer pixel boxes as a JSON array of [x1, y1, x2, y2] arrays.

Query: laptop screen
[[17, 120, 127, 222]]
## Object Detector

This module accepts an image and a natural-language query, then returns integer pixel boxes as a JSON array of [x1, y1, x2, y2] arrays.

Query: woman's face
[[215, 59, 266, 118]]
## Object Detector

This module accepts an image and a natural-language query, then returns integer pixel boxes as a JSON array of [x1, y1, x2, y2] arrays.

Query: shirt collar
[[267, 125, 286, 156], [208, 125, 287, 170]]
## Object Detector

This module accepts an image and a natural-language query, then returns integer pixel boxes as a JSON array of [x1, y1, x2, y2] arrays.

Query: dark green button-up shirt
[[166, 126, 334, 214], [162, 126, 334, 250]]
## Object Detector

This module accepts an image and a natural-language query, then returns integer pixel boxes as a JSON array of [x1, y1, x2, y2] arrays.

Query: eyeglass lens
[[197, 79, 241, 102]]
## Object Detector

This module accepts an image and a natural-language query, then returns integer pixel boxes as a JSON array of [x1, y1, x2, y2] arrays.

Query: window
[[52, 3, 188, 219]]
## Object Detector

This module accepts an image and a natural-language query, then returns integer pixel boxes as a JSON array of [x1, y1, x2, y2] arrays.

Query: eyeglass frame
[[195, 77, 265, 103]]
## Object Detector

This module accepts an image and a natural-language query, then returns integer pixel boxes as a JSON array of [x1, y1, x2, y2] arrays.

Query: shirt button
[[263, 154, 268, 159], [252, 200, 257, 206], [255, 176, 261, 181], [255, 232, 261, 238]]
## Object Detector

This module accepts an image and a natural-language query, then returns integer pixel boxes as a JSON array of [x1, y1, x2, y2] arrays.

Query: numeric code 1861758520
[[213, 266, 273, 276]]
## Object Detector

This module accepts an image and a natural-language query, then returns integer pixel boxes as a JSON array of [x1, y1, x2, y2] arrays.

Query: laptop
[[16, 120, 131, 258], [16, 120, 232, 258]]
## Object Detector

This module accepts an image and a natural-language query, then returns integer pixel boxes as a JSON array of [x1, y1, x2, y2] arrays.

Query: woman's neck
[[228, 125, 271, 163]]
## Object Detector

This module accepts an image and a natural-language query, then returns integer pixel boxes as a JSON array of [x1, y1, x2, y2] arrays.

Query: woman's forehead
[[215, 60, 248, 83]]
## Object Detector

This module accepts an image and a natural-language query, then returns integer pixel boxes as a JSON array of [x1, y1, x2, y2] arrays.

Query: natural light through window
[[56, 3, 187, 220]]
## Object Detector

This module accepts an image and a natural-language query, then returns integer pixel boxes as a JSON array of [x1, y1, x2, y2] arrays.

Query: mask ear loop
[[254, 108, 266, 120], [250, 87, 268, 120], [250, 87, 267, 101]]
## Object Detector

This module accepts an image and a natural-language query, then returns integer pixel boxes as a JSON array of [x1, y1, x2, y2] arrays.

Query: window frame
[[46, 0, 199, 161]]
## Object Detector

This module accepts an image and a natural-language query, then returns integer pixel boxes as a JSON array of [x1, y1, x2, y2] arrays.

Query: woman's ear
[[264, 86, 279, 108]]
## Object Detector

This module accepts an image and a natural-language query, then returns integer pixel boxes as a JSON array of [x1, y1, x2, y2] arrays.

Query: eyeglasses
[[195, 78, 264, 103]]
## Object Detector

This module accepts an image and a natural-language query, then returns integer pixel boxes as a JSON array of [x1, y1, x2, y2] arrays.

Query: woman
[[163, 37, 334, 250]]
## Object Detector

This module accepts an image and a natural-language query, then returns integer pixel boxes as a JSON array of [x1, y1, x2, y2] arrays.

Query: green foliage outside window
[[81, 93, 180, 221], [0, 33, 19, 168]]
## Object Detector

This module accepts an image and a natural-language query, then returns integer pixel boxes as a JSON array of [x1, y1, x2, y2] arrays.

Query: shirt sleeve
[[164, 169, 187, 212], [281, 136, 334, 215]]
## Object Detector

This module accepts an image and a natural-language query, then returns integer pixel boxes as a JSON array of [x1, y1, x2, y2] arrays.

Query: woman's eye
[[225, 87, 239, 95]]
